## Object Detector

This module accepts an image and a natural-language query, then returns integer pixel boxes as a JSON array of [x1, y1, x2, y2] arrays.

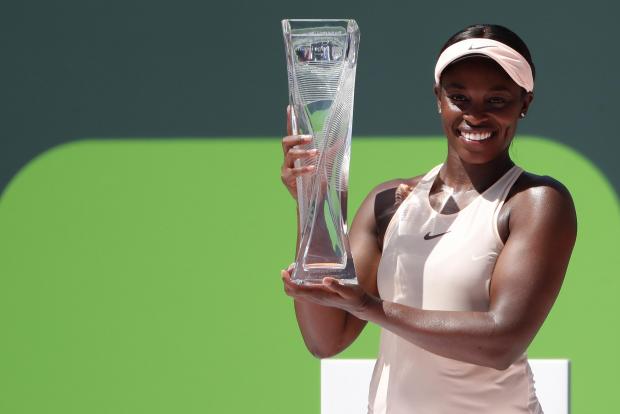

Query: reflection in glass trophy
[[282, 19, 359, 285]]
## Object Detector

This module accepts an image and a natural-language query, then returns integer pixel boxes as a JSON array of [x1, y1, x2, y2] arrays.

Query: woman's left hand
[[281, 264, 379, 320]]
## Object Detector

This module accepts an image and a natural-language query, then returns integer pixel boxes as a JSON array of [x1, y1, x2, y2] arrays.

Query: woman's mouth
[[458, 129, 494, 142]]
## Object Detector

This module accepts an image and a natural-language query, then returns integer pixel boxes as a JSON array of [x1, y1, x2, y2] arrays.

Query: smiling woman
[[279, 24, 576, 414]]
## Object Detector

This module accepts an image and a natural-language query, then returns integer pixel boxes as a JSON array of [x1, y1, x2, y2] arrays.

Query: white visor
[[434, 38, 534, 92]]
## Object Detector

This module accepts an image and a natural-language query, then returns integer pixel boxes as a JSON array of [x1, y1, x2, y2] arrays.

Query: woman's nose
[[462, 104, 488, 125]]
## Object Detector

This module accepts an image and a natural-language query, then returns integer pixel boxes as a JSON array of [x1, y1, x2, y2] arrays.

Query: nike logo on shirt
[[423, 231, 450, 240]]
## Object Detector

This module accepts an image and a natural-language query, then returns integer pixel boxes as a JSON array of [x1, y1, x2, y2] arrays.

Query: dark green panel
[[1, 0, 620, 196]]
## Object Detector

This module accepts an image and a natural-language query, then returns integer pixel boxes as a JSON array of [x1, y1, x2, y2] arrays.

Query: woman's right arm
[[280, 108, 383, 358], [282, 185, 384, 358]]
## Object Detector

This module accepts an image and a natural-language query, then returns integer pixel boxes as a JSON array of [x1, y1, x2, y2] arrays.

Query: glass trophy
[[282, 19, 359, 285]]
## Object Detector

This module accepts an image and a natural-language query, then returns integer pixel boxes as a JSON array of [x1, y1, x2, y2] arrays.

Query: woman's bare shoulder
[[505, 171, 576, 230], [508, 171, 574, 207], [369, 174, 426, 200], [360, 174, 426, 250]]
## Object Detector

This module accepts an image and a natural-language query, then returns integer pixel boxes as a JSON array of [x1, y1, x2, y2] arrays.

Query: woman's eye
[[488, 97, 507, 105], [449, 94, 467, 102]]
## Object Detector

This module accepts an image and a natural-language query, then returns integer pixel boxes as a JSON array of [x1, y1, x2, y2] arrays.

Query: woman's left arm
[[322, 180, 577, 369]]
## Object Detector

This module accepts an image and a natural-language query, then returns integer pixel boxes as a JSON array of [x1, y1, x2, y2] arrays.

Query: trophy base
[[291, 260, 358, 286], [293, 277, 358, 286]]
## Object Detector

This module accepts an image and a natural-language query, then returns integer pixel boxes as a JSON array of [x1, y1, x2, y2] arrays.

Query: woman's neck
[[437, 151, 515, 194]]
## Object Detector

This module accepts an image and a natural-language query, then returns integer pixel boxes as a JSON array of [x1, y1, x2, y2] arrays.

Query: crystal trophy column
[[282, 19, 359, 285]]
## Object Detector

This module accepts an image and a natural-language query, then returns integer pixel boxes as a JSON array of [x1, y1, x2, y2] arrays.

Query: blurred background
[[1, 1, 618, 413]]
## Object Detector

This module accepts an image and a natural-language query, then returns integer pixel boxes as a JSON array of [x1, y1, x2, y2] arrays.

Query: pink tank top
[[367, 163, 543, 414]]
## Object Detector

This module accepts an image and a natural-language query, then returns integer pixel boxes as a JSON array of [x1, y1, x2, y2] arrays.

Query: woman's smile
[[457, 128, 495, 142]]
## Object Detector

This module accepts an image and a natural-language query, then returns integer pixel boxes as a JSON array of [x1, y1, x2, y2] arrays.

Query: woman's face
[[434, 56, 533, 165]]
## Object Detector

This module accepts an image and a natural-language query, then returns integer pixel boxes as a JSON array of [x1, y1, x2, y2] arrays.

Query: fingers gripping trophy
[[282, 19, 360, 285]]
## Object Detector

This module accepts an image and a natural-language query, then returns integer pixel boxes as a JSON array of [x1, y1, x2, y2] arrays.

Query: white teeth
[[460, 131, 492, 141]]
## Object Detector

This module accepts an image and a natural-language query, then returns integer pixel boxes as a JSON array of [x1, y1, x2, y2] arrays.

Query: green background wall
[[1, 137, 618, 413]]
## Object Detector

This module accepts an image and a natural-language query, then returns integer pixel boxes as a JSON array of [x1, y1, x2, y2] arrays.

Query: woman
[[279, 24, 577, 413]]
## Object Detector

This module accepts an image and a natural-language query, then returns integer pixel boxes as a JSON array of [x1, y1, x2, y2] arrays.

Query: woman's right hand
[[281, 105, 318, 200]]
